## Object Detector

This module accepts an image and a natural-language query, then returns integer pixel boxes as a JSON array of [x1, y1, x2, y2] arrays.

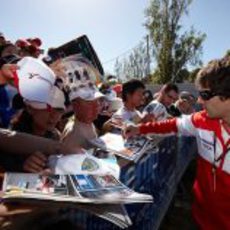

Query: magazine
[[68, 174, 152, 203], [90, 133, 152, 162], [2, 173, 153, 228], [3, 173, 152, 203]]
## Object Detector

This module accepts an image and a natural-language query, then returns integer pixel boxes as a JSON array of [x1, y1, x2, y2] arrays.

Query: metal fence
[[62, 136, 197, 230]]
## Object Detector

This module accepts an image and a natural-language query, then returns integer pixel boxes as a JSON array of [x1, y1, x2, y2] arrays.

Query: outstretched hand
[[123, 124, 140, 139], [23, 151, 50, 174], [141, 113, 156, 123]]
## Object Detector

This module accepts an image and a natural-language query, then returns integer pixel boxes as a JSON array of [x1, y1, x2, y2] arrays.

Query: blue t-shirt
[[0, 84, 17, 128]]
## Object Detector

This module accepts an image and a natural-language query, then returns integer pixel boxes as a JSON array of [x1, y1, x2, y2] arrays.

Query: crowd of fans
[[0, 32, 198, 174], [0, 31, 198, 229], [1, 31, 230, 230]]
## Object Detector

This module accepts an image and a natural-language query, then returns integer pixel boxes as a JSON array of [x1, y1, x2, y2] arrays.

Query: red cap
[[112, 84, 122, 94], [15, 39, 30, 48], [27, 38, 42, 47]]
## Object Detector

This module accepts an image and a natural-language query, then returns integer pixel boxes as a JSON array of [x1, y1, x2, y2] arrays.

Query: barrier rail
[[62, 136, 197, 230]]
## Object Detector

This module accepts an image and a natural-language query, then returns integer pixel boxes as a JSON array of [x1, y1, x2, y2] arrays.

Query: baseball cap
[[15, 57, 56, 105], [49, 86, 66, 110], [112, 84, 122, 95], [103, 89, 123, 111], [70, 84, 104, 101], [27, 37, 42, 47], [16, 39, 41, 56], [0, 54, 21, 68]]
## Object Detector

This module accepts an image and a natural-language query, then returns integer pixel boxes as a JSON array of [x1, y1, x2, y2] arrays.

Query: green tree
[[114, 59, 123, 81], [225, 49, 230, 57], [145, 0, 206, 83], [188, 67, 200, 82], [176, 68, 190, 83]]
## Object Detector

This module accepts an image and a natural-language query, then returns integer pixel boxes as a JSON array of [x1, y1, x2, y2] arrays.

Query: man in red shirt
[[124, 56, 230, 230]]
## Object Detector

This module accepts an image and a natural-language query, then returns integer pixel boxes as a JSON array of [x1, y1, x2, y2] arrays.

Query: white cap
[[24, 100, 48, 109], [16, 57, 56, 105], [50, 86, 65, 110], [104, 89, 123, 111], [110, 98, 123, 111], [70, 85, 104, 101], [104, 89, 117, 101]]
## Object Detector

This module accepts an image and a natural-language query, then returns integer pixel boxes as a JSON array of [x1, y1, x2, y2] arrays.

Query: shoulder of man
[[191, 110, 219, 130]]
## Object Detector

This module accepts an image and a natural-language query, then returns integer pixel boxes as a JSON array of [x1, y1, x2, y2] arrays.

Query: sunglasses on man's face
[[198, 90, 218, 101]]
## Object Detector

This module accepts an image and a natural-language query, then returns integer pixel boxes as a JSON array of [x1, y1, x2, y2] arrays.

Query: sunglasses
[[198, 90, 218, 101]]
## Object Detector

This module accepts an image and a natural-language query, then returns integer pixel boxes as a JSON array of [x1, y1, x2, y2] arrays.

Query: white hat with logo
[[15, 57, 56, 107]]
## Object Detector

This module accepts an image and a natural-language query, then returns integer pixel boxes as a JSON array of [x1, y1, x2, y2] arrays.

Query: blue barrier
[[63, 136, 197, 230]]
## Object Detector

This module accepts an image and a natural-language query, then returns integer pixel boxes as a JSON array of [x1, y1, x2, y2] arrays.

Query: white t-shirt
[[112, 106, 143, 124], [143, 100, 169, 121]]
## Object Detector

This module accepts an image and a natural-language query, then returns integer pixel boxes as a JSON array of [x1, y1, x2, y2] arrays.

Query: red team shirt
[[139, 111, 230, 230]]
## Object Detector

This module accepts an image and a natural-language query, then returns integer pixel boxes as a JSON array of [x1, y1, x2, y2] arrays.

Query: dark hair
[[196, 56, 230, 99], [161, 83, 179, 94], [143, 89, 153, 104], [107, 75, 117, 81], [0, 42, 15, 57], [12, 94, 25, 110], [144, 89, 153, 99], [98, 83, 110, 94], [0, 54, 21, 68], [122, 79, 145, 102], [11, 110, 33, 134]]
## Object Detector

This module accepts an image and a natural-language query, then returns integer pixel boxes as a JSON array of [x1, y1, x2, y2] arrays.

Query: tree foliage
[[225, 49, 230, 57], [145, 0, 206, 83]]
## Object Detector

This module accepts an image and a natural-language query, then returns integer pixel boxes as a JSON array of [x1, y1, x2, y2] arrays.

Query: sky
[[1, 0, 230, 75]]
